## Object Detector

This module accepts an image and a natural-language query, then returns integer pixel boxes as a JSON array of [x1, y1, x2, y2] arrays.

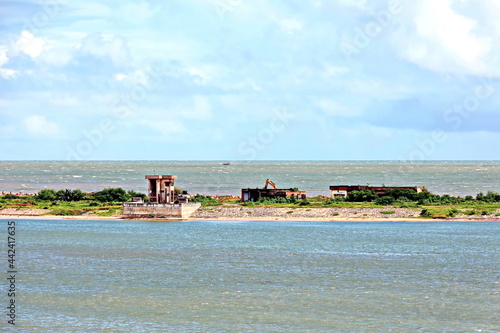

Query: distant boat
[[222, 163, 231, 165]]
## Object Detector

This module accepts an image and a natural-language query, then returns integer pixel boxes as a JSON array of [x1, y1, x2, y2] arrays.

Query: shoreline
[[0, 214, 498, 223], [2, 205, 499, 222]]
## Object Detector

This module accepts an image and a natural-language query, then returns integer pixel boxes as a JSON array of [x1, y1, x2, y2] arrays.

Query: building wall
[[331, 190, 348, 197], [123, 203, 201, 218]]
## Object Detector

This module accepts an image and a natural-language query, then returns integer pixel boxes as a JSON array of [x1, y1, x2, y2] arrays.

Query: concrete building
[[146, 175, 177, 204], [123, 175, 200, 219], [329, 185, 423, 198]]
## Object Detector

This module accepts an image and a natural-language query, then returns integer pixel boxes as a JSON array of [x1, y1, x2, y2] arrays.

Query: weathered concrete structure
[[123, 174, 200, 218], [146, 175, 176, 204], [241, 188, 307, 202], [329, 185, 423, 198], [123, 202, 201, 218]]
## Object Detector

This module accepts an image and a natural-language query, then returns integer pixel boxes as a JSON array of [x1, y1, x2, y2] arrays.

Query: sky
[[1, 0, 500, 161]]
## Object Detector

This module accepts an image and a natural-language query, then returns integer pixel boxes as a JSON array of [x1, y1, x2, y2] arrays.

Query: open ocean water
[[1, 160, 500, 197], [3, 219, 499, 332]]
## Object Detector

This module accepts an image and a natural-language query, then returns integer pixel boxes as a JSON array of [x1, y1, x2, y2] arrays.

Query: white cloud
[[16, 31, 45, 58], [39, 43, 74, 66], [0, 46, 8, 67], [115, 73, 127, 81], [24, 115, 60, 136], [0, 68, 19, 79], [79, 33, 131, 66], [393, 0, 495, 76]]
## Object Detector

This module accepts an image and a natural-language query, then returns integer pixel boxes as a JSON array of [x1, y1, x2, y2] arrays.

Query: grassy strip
[[1, 194, 500, 218], [0, 196, 122, 217]]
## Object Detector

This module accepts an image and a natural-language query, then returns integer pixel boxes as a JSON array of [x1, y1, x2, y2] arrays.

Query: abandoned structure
[[146, 175, 177, 204], [241, 179, 306, 202], [329, 185, 423, 198], [123, 175, 200, 218], [241, 188, 307, 202]]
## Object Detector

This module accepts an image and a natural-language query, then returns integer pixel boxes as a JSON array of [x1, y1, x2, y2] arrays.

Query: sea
[[1, 160, 500, 197], [3, 219, 499, 332]]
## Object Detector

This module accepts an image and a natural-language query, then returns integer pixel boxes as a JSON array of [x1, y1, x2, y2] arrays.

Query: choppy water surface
[[1, 160, 499, 196], [10, 219, 500, 332]]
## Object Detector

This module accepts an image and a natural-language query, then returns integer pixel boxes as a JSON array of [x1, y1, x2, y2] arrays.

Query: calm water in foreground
[[5, 219, 499, 332]]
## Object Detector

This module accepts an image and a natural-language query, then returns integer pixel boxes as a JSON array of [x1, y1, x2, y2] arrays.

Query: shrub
[[326, 197, 345, 204], [385, 188, 419, 201], [92, 188, 130, 203], [49, 208, 84, 216], [418, 193, 442, 205], [190, 194, 220, 206], [256, 196, 298, 204], [37, 189, 57, 201], [380, 210, 396, 215], [3, 194, 18, 200], [346, 189, 377, 202], [440, 194, 462, 205], [447, 208, 459, 217], [476, 191, 500, 203], [55, 189, 86, 201], [420, 209, 431, 218], [375, 196, 395, 205], [127, 190, 147, 202]]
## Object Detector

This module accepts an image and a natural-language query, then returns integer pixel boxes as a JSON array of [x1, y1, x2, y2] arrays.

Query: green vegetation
[[1, 187, 499, 219], [235, 190, 500, 219], [92, 188, 130, 203], [189, 194, 222, 206], [346, 189, 378, 202], [0, 187, 148, 217]]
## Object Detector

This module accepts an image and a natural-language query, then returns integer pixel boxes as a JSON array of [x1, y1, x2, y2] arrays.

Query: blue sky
[[1, 0, 500, 161]]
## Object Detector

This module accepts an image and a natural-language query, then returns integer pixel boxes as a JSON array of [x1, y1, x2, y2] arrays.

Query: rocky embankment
[[2, 206, 499, 220], [191, 206, 422, 220], [0, 208, 48, 216]]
